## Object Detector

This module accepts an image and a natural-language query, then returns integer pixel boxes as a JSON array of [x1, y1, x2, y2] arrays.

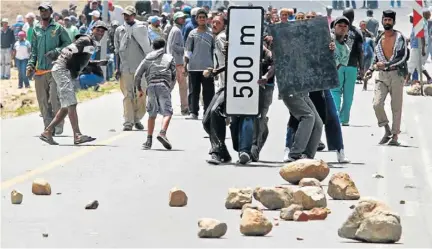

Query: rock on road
[[1, 1, 432, 247]]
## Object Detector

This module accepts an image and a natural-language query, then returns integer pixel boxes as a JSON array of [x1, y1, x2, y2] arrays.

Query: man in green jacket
[[26, 2, 71, 135]]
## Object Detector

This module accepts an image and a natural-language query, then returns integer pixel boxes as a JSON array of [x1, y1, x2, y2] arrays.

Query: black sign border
[[224, 6, 264, 117]]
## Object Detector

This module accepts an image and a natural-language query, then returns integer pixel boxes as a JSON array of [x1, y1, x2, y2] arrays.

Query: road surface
[[2, 1, 432, 248]]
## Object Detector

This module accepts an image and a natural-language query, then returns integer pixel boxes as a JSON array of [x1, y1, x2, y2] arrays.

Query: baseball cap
[[64, 16, 71, 20], [69, 3, 77, 10], [123, 6, 136, 15], [18, 31, 26, 37], [191, 7, 201, 16], [1, 18, 8, 23], [150, 16, 162, 23], [334, 16, 350, 26], [89, 10, 101, 18], [38, 2, 52, 10], [173, 12, 186, 21], [92, 20, 108, 30]]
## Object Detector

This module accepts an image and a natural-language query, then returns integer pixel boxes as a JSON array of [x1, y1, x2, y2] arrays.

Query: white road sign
[[225, 6, 264, 116]]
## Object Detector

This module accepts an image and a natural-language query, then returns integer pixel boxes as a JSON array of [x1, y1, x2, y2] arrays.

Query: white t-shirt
[[110, 5, 124, 25], [14, 40, 31, 60]]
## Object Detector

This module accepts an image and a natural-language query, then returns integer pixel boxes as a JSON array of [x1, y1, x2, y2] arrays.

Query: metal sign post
[[413, 0, 424, 95]]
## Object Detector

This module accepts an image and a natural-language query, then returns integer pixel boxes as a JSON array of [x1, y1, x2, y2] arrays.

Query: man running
[[39, 21, 109, 145], [365, 10, 408, 146]]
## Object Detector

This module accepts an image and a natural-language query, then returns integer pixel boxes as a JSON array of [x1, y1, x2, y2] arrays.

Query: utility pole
[[101, 0, 109, 80]]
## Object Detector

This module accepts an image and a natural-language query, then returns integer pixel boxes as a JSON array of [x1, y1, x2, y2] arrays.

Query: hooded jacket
[[134, 48, 176, 91]]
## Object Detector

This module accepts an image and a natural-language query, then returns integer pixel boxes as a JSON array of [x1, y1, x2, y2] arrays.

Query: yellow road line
[[1, 132, 131, 190]]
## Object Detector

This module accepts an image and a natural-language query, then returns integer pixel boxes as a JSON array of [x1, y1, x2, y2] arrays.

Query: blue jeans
[[285, 90, 344, 151], [390, 0, 401, 7], [79, 74, 104, 89], [16, 58, 29, 87], [230, 116, 254, 153]]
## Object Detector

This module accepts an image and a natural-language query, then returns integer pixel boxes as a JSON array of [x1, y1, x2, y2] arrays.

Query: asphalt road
[[2, 1, 432, 248]]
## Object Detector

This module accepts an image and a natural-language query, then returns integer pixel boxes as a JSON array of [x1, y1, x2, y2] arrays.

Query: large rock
[[241, 203, 262, 217], [253, 186, 294, 210], [225, 188, 253, 209], [424, 85, 432, 96], [280, 204, 303, 220], [198, 218, 227, 238], [327, 172, 360, 200], [169, 187, 188, 207], [279, 159, 330, 184], [293, 211, 309, 222], [293, 186, 327, 210], [338, 198, 402, 243], [32, 179, 51, 195], [11, 190, 23, 204], [299, 178, 322, 188], [240, 207, 273, 236], [406, 84, 422, 96]]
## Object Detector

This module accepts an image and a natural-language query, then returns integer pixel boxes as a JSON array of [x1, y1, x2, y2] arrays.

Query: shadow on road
[[59, 144, 118, 147], [151, 149, 185, 152]]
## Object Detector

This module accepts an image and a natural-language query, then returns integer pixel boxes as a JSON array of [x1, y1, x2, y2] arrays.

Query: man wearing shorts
[[135, 38, 176, 150], [39, 21, 108, 145]]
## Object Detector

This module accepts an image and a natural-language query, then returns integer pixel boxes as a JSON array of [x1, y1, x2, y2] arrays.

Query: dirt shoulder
[[1, 68, 120, 119]]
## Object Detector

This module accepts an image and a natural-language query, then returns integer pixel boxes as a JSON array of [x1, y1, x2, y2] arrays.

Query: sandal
[[74, 135, 96, 145], [379, 135, 391, 145], [39, 134, 59, 145]]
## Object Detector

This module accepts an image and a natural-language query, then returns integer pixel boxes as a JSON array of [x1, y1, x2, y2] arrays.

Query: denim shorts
[[146, 83, 173, 117]]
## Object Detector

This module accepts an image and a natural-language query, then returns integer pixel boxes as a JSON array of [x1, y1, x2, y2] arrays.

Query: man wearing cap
[[84, 0, 102, 24], [148, 16, 163, 42], [167, 11, 188, 115], [364, 10, 408, 146], [23, 13, 37, 44], [114, 5, 152, 131], [64, 16, 79, 41], [108, 0, 124, 25], [12, 31, 31, 88], [1, 18, 15, 79], [331, 8, 363, 126], [182, 7, 199, 43], [39, 21, 109, 145], [27, 2, 72, 135]]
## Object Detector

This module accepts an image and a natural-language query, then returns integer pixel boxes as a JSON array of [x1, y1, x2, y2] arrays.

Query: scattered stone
[[85, 200, 99, 210], [279, 159, 330, 184], [410, 136, 414, 139], [299, 178, 322, 188], [424, 84, 432, 96], [324, 207, 331, 214], [32, 179, 52, 195], [371, 134, 374, 136], [338, 197, 402, 243], [240, 203, 262, 218], [169, 187, 188, 207], [42, 233, 48, 238], [56, 192, 62, 195], [280, 204, 303, 220], [197, 218, 227, 238], [253, 186, 294, 210], [327, 172, 360, 200], [11, 190, 23, 204], [293, 211, 309, 222], [274, 221, 279, 226], [372, 173, 384, 179], [404, 185, 416, 189], [306, 208, 328, 220], [399, 200, 405, 204], [225, 188, 253, 209], [108, 129, 116, 132], [240, 207, 273, 236], [349, 205, 355, 209], [406, 84, 422, 96], [296, 237, 304, 241], [293, 186, 327, 210]]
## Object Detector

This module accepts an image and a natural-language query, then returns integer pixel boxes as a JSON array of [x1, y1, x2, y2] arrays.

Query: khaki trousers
[[176, 64, 188, 111], [34, 72, 64, 129], [119, 72, 146, 126], [373, 71, 404, 135]]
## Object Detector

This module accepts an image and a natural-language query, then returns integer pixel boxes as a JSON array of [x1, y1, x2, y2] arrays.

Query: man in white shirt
[[108, 0, 124, 25]]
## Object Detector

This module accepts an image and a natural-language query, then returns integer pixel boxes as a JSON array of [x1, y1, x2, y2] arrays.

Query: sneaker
[[341, 123, 349, 126], [317, 141, 326, 151], [285, 154, 307, 163], [238, 152, 251, 165], [250, 145, 259, 162], [283, 147, 290, 162], [207, 153, 222, 165], [220, 145, 232, 163], [186, 113, 198, 120], [157, 133, 172, 150], [181, 109, 189, 116], [123, 125, 133, 131], [134, 122, 144, 130], [337, 149, 351, 163], [142, 139, 152, 150]]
